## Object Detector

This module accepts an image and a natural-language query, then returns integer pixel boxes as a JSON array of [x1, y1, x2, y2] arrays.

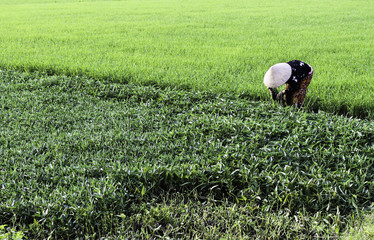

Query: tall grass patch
[[0, 0, 373, 117]]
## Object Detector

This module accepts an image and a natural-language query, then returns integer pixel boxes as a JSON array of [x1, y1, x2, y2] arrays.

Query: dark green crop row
[[0, 70, 373, 239]]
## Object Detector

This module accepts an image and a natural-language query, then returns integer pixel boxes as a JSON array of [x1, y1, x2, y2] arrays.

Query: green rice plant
[[343, 210, 374, 240], [0, 225, 24, 240], [0, 0, 373, 117], [0, 69, 373, 239]]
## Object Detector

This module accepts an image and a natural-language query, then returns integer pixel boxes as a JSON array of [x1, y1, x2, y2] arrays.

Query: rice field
[[0, 0, 373, 117], [0, 0, 374, 239], [0, 69, 373, 239]]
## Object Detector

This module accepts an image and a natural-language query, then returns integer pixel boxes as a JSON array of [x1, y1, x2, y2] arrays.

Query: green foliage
[[0, 225, 24, 240], [0, 70, 373, 239], [0, 0, 373, 117], [343, 209, 374, 240]]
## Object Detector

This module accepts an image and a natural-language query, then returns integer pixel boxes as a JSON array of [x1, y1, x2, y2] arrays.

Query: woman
[[264, 60, 313, 108]]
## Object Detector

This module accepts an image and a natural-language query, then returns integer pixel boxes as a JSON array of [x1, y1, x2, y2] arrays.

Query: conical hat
[[263, 63, 292, 88]]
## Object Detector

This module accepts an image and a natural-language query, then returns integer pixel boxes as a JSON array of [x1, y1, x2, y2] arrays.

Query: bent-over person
[[264, 60, 313, 108]]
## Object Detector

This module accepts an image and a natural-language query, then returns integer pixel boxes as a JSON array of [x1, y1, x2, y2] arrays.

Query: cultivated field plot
[[1, 70, 373, 239], [0, 0, 373, 117], [0, 0, 374, 239]]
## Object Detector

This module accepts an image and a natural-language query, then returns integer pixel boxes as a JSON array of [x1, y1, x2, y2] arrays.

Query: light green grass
[[0, 225, 24, 240], [343, 211, 374, 240], [0, 0, 373, 117]]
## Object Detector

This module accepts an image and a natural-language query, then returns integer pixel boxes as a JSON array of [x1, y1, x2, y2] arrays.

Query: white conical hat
[[263, 63, 292, 88]]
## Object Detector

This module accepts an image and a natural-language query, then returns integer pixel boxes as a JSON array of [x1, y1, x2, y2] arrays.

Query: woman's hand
[[276, 90, 287, 106], [268, 87, 278, 101]]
